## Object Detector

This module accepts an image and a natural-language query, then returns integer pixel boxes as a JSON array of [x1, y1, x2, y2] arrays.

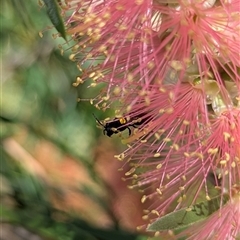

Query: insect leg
[[127, 127, 132, 136]]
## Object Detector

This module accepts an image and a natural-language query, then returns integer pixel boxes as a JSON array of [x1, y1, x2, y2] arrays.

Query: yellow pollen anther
[[184, 152, 190, 157], [166, 107, 174, 114], [39, 31, 43, 38], [225, 153, 230, 161], [141, 195, 147, 203], [154, 133, 160, 140], [125, 167, 135, 176], [132, 174, 138, 179], [169, 91, 174, 100], [158, 129, 165, 134], [103, 50, 108, 56], [135, 0, 144, 5], [208, 148, 218, 154], [156, 163, 162, 169], [118, 24, 127, 31], [102, 95, 109, 101], [170, 60, 183, 71], [154, 153, 161, 158], [142, 215, 148, 220], [223, 132, 231, 141], [220, 160, 227, 165], [76, 77, 84, 83], [183, 120, 190, 125], [90, 83, 97, 87], [98, 45, 107, 52], [103, 12, 110, 19], [114, 153, 125, 161], [69, 54, 76, 61], [147, 61, 155, 69], [156, 188, 162, 195], [151, 210, 160, 216], [171, 143, 179, 151], [145, 96, 150, 106], [126, 31, 135, 39], [163, 138, 171, 142], [126, 105, 132, 112], [139, 90, 146, 96], [194, 152, 204, 159], [159, 87, 166, 93], [92, 76, 99, 81], [113, 86, 121, 95], [177, 196, 183, 203], [143, 209, 150, 214], [206, 195, 211, 201], [98, 21, 106, 28], [230, 122, 236, 129]]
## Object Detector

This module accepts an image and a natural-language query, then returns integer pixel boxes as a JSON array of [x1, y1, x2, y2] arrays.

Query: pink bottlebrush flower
[[121, 90, 240, 225], [65, 0, 240, 110], [61, 0, 240, 236], [177, 195, 240, 239], [150, 0, 240, 84], [119, 82, 211, 212], [65, 0, 156, 102], [200, 107, 240, 197]]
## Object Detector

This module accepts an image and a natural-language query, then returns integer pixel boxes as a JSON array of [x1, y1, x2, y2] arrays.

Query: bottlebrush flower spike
[[121, 81, 211, 210], [202, 107, 240, 194], [60, 0, 240, 236], [177, 194, 240, 239], [65, 0, 240, 109], [148, 0, 240, 101], [65, 0, 156, 102]]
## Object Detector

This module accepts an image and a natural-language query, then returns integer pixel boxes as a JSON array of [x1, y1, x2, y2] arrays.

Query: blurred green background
[[1, 1, 150, 239]]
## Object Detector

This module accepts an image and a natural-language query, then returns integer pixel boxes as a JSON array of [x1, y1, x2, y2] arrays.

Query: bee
[[93, 113, 143, 137]]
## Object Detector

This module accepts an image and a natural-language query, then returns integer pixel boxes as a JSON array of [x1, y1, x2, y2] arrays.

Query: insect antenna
[[92, 113, 104, 127]]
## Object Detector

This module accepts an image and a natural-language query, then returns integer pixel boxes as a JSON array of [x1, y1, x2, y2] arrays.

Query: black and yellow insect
[[93, 114, 142, 137]]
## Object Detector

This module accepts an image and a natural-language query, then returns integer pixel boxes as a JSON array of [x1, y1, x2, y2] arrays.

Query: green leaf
[[42, 0, 66, 40], [147, 195, 229, 232], [1, 205, 18, 222]]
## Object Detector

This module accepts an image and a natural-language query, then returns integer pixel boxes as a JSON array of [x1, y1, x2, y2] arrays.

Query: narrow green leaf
[[42, 0, 66, 40], [148, 195, 229, 232]]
